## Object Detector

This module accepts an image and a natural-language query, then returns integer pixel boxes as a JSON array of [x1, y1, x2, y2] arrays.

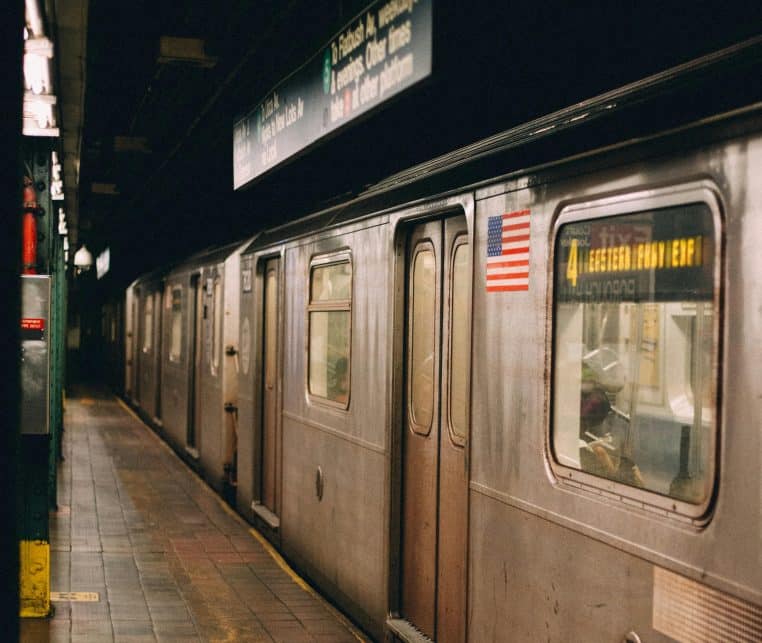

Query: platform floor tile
[[20, 388, 367, 643]]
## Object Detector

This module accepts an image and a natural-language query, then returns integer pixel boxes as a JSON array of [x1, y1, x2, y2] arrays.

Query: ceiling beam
[[55, 0, 88, 249]]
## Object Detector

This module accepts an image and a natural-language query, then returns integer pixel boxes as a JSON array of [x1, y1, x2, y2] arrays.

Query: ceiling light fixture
[[73, 244, 93, 273], [157, 36, 217, 68]]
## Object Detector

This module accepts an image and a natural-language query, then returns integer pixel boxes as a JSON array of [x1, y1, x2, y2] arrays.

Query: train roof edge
[[242, 35, 762, 254]]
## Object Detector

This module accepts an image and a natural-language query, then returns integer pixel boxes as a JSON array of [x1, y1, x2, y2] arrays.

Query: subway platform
[[20, 387, 366, 643]]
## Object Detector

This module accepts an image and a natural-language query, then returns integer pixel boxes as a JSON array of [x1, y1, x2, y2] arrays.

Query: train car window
[[311, 262, 352, 301], [169, 287, 183, 362], [212, 279, 222, 373], [449, 238, 470, 444], [410, 244, 436, 433], [308, 259, 351, 405], [552, 203, 717, 507], [143, 295, 153, 352], [264, 268, 277, 388]]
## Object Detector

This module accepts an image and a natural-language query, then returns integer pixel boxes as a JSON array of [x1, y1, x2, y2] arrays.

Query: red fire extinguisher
[[22, 176, 37, 275]]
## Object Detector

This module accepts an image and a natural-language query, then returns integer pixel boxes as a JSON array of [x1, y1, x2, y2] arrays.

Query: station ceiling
[[74, 1, 761, 290]]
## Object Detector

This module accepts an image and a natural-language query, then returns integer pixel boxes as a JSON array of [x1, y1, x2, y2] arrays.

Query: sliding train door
[[187, 274, 203, 452], [259, 257, 281, 525], [154, 287, 163, 422], [400, 215, 471, 642], [133, 289, 141, 403]]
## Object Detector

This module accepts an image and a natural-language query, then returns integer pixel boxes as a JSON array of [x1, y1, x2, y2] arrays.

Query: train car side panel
[[467, 123, 762, 640], [279, 222, 391, 635]]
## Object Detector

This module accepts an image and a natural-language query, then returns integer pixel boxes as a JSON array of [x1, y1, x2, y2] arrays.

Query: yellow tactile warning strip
[[116, 395, 368, 642], [19, 540, 50, 618], [50, 591, 100, 602]]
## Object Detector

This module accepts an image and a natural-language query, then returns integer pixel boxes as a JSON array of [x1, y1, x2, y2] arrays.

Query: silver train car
[[123, 41, 762, 642], [126, 240, 251, 492]]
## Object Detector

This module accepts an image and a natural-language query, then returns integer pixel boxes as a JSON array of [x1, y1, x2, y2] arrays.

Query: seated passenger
[[331, 356, 349, 405], [579, 360, 644, 487]]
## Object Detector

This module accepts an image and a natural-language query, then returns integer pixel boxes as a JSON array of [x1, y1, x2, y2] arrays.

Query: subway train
[[112, 40, 762, 642]]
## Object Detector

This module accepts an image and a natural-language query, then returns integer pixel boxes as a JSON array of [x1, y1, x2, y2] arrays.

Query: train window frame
[[169, 285, 183, 363], [547, 182, 723, 521], [306, 251, 352, 410]]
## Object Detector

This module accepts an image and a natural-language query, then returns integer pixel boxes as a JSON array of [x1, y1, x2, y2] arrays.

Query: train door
[[138, 289, 148, 404], [187, 274, 203, 452], [130, 288, 140, 402], [141, 291, 155, 411], [154, 287, 163, 422], [399, 215, 471, 642], [259, 257, 281, 523]]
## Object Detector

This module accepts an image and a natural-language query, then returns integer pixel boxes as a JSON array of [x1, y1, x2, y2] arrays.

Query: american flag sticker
[[486, 209, 531, 292]]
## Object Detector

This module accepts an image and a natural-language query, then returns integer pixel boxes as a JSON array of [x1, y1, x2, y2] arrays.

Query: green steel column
[[18, 436, 51, 618], [19, 139, 53, 617], [49, 228, 60, 508], [57, 240, 67, 463]]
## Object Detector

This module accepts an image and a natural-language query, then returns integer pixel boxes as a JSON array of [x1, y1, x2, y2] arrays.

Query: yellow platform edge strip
[[19, 539, 50, 618], [115, 396, 366, 641]]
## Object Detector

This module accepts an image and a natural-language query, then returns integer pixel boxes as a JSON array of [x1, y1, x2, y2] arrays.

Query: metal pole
[[690, 303, 706, 478]]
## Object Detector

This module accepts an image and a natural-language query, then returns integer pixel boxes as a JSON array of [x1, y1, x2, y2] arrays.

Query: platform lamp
[[73, 244, 93, 275]]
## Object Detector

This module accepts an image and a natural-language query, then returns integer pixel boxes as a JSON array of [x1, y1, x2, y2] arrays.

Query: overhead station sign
[[233, 0, 432, 190]]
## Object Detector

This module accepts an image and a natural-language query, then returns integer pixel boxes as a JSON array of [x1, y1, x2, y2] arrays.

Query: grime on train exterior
[[115, 43, 762, 643]]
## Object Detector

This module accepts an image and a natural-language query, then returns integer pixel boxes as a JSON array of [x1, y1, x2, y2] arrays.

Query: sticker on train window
[[551, 202, 717, 507]]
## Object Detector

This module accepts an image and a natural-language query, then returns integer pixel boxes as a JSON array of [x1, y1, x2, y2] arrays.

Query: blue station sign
[[233, 0, 432, 189]]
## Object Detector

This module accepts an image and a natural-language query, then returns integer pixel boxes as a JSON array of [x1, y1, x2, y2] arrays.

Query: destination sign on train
[[554, 205, 715, 303], [233, 0, 432, 189]]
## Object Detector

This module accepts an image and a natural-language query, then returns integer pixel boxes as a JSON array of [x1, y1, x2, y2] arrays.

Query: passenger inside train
[[578, 351, 645, 488], [332, 356, 349, 405]]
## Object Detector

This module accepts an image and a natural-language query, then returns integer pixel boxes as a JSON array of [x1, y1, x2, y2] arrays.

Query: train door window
[[400, 215, 470, 642], [264, 267, 277, 391], [410, 245, 436, 433], [211, 278, 222, 374], [143, 295, 153, 352], [308, 256, 352, 406], [448, 238, 471, 444], [169, 287, 182, 362], [551, 199, 719, 513]]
